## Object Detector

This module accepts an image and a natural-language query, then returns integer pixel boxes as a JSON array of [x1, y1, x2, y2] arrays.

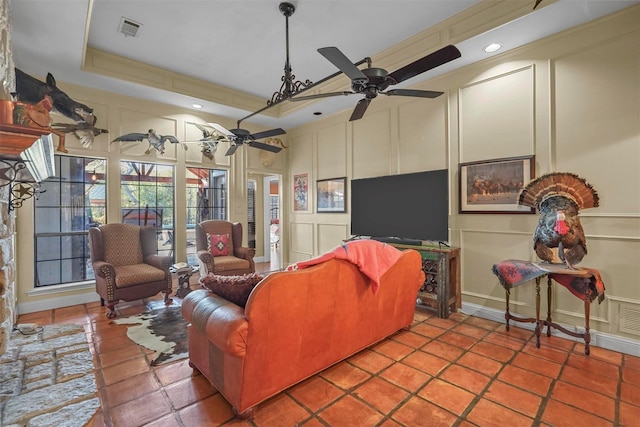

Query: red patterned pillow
[[207, 233, 229, 256]]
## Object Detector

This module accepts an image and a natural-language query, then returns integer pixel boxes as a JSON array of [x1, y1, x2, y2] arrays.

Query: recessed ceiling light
[[192, 103, 203, 109], [313, 112, 322, 116], [484, 43, 503, 53]]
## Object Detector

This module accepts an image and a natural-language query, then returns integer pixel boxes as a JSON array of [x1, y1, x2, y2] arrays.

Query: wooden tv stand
[[388, 243, 461, 318]]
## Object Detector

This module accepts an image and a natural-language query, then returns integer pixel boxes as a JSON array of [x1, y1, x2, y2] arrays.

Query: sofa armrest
[[182, 290, 248, 357]]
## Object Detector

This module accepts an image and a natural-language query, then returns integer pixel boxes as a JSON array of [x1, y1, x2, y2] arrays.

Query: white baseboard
[[462, 302, 640, 357], [18, 292, 100, 315]]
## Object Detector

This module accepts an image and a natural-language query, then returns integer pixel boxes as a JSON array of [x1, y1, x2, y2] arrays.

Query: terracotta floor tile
[[413, 310, 432, 323], [353, 377, 410, 413], [560, 364, 619, 398], [623, 365, 640, 385], [379, 362, 431, 392], [425, 316, 460, 330], [541, 398, 612, 427], [495, 324, 535, 341], [402, 350, 450, 376], [298, 418, 325, 427], [471, 341, 515, 363], [418, 378, 475, 415], [497, 365, 552, 397], [154, 359, 197, 386], [619, 400, 640, 427], [537, 333, 576, 352], [164, 374, 217, 410], [110, 390, 172, 426], [252, 393, 311, 426], [317, 395, 383, 426], [392, 330, 432, 348], [411, 323, 447, 339], [464, 316, 501, 331], [567, 352, 620, 381], [17, 311, 53, 325], [392, 395, 458, 427], [101, 355, 151, 386], [372, 339, 414, 360], [522, 340, 569, 365], [587, 345, 624, 365], [620, 381, 640, 405], [439, 364, 491, 395], [348, 348, 395, 374], [99, 343, 145, 368], [177, 394, 235, 426], [287, 376, 344, 412], [378, 418, 403, 427], [551, 381, 616, 421], [421, 340, 465, 361], [484, 380, 542, 418], [465, 398, 534, 427], [457, 351, 504, 377], [104, 371, 160, 408], [624, 354, 640, 371], [511, 352, 562, 379], [484, 331, 528, 352], [438, 331, 479, 350], [451, 323, 491, 340], [320, 361, 371, 390]]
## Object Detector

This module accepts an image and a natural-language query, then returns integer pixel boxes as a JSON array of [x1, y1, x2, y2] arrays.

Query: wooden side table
[[492, 260, 605, 355]]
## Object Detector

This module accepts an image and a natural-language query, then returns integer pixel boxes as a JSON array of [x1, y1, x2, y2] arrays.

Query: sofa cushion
[[207, 233, 230, 256], [200, 272, 264, 307]]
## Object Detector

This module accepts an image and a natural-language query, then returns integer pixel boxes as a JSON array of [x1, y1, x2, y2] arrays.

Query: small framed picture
[[316, 177, 346, 213], [293, 173, 308, 211], [459, 155, 535, 214]]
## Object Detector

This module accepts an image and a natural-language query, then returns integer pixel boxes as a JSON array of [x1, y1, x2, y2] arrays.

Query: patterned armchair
[[195, 220, 256, 276], [89, 223, 173, 318]]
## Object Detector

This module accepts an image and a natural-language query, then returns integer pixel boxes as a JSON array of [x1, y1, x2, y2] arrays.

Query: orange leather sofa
[[181, 248, 425, 418]]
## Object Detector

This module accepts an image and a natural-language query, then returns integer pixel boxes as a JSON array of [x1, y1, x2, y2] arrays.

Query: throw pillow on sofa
[[200, 272, 264, 307]]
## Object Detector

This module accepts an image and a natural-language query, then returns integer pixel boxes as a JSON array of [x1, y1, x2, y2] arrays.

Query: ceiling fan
[[207, 122, 286, 156], [291, 44, 461, 121]]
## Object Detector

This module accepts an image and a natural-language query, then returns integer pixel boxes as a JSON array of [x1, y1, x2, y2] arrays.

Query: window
[[185, 167, 227, 264], [120, 161, 175, 258], [34, 156, 106, 287]]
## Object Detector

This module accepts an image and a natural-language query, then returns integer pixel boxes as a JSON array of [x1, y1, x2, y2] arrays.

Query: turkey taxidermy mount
[[518, 172, 599, 269]]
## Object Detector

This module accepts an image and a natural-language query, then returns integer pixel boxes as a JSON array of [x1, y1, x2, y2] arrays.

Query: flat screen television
[[350, 169, 448, 244]]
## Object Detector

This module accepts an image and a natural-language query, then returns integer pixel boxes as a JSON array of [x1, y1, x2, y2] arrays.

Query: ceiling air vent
[[119, 17, 142, 37]]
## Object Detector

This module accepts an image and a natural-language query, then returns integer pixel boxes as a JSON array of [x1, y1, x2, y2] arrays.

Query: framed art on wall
[[317, 177, 346, 213], [459, 155, 535, 214], [293, 173, 308, 211]]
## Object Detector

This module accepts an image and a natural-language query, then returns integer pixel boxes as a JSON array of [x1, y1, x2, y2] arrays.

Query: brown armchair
[[89, 223, 173, 318], [195, 220, 256, 276]]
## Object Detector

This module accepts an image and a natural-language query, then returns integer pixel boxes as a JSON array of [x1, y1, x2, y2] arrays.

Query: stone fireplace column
[[0, 185, 16, 355]]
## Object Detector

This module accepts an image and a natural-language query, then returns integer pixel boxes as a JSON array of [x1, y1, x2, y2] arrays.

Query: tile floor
[[16, 262, 640, 427]]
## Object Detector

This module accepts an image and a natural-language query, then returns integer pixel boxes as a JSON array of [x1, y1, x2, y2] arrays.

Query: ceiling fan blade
[[388, 45, 461, 84], [384, 89, 444, 98], [225, 144, 241, 156], [349, 98, 371, 121], [249, 141, 282, 153], [207, 122, 235, 137], [318, 47, 368, 83], [291, 91, 354, 101], [250, 128, 286, 140]]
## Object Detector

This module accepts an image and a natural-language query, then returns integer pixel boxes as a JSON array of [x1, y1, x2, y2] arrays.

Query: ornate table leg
[[505, 288, 511, 331], [584, 287, 592, 355], [534, 276, 542, 348], [546, 275, 553, 337]]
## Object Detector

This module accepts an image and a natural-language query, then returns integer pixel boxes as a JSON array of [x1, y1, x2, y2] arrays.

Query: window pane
[[34, 156, 106, 287]]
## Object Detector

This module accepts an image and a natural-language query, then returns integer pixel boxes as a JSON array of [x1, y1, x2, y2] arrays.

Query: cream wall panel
[[554, 32, 640, 214], [459, 65, 534, 163], [398, 97, 448, 173], [290, 134, 313, 175], [317, 123, 347, 180], [290, 222, 314, 255], [352, 110, 391, 179], [461, 229, 534, 310], [317, 224, 349, 255]]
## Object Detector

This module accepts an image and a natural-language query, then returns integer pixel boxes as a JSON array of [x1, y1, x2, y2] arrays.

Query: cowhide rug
[[112, 302, 188, 366]]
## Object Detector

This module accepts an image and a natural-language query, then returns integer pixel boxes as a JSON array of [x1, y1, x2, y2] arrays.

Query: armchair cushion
[[102, 224, 144, 266], [200, 272, 264, 307], [207, 233, 230, 256], [114, 263, 167, 288]]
